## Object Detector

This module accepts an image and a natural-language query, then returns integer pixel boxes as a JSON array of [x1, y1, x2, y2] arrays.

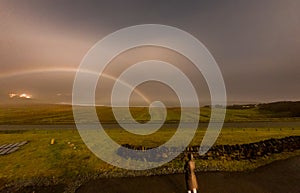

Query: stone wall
[[193, 136, 300, 160], [117, 136, 300, 162]]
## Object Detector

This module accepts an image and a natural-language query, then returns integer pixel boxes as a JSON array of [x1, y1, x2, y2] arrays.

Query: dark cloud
[[0, 0, 299, 104]]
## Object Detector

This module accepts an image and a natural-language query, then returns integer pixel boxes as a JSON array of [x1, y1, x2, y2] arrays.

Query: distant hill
[[257, 101, 300, 117], [226, 101, 300, 118], [0, 101, 299, 125], [226, 104, 256, 109]]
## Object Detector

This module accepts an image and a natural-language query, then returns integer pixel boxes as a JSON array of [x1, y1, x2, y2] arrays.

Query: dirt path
[[76, 156, 300, 193]]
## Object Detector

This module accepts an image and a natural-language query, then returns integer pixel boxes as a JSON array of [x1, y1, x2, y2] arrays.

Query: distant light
[[9, 93, 17, 98], [19, 93, 32, 99], [8, 93, 32, 99]]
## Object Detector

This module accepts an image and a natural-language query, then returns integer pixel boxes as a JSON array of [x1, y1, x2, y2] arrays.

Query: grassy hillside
[[257, 101, 300, 117], [0, 102, 300, 125]]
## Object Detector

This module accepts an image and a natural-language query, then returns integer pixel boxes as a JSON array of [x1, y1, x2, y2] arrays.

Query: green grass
[[1, 104, 300, 125], [194, 150, 300, 172], [1, 127, 300, 185], [0, 129, 112, 182], [1, 103, 300, 190]]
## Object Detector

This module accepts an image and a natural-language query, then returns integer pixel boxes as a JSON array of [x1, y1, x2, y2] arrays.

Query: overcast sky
[[0, 0, 299, 105]]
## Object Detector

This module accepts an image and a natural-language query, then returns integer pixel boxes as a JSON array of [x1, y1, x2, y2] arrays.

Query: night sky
[[0, 0, 299, 105]]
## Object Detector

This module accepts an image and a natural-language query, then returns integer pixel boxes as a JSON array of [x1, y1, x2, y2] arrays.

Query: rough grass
[[1, 104, 300, 190], [1, 104, 300, 125], [1, 127, 300, 185]]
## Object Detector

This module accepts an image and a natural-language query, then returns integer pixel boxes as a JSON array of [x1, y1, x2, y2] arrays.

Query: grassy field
[[1, 127, 300, 187], [1, 103, 300, 191], [1, 104, 300, 125]]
